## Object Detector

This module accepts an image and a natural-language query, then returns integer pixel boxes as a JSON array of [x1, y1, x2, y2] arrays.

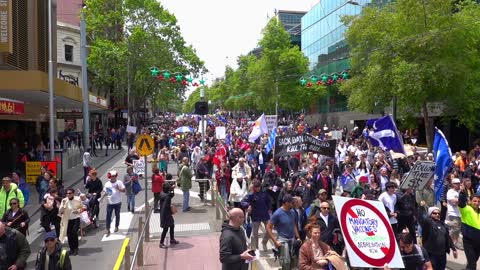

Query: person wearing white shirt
[[446, 178, 462, 248], [230, 177, 247, 209], [378, 182, 398, 232], [103, 170, 125, 237]]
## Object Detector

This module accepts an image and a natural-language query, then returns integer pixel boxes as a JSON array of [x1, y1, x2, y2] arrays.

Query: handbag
[[132, 180, 142, 195], [171, 204, 178, 215]]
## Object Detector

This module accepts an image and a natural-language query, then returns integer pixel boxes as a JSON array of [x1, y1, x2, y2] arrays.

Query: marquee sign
[[0, 98, 24, 115]]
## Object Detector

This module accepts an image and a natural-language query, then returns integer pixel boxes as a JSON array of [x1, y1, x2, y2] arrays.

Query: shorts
[[446, 216, 461, 238]]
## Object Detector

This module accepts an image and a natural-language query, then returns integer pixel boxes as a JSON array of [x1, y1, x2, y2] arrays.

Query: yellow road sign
[[135, 134, 154, 156]]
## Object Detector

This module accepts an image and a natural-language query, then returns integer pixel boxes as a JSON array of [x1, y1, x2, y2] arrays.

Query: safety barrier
[[112, 206, 154, 270]]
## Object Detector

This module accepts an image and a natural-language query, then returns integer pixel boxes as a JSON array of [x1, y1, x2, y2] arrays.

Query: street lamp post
[[80, 7, 90, 150], [200, 88, 205, 155], [47, 0, 55, 160]]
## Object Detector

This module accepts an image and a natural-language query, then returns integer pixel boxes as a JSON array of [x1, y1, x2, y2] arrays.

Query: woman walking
[[2, 197, 30, 235], [123, 166, 138, 213], [159, 182, 179, 248], [152, 168, 165, 212]]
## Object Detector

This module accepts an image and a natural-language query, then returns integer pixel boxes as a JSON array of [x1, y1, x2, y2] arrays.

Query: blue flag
[[433, 129, 452, 204], [225, 134, 232, 146], [207, 118, 214, 126], [218, 115, 228, 124], [265, 127, 277, 154], [366, 115, 405, 154]]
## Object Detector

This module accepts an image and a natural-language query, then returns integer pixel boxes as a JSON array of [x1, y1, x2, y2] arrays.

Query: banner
[[274, 134, 336, 158], [26, 161, 57, 184], [0, 98, 24, 115], [333, 196, 404, 268], [0, 0, 12, 53], [399, 160, 435, 190]]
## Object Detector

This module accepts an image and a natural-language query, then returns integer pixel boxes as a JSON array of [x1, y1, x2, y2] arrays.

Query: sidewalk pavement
[[23, 148, 126, 217]]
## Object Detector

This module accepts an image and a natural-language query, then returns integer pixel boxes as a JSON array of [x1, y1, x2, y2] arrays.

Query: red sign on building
[[0, 98, 24, 115]]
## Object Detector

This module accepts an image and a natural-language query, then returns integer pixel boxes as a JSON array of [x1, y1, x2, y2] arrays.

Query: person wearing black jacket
[[312, 201, 343, 254], [312, 166, 333, 200], [85, 169, 103, 228], [196, 157, 210, 201], [158, 183, 178, 249], [262, 169, 283, 212], [396, 188, 417, 241], [219, 208, 254, 270], [418, 204, 457, 270]]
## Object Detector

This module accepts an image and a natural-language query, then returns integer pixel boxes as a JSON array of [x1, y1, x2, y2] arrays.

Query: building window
[[65, 45, 73, 62]]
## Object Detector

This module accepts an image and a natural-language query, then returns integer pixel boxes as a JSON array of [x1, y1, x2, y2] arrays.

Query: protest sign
[[333, 196, 404, 268], [399, 160, 435, 190], [274, 134, 336, 158], [264, 115, 277, 133], [126, 125, 137, 134], [133, 159, 145, 175], [215, 126, 226, 139]]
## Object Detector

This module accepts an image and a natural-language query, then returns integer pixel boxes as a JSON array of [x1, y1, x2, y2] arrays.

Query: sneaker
[[114, 227, 119, 232], [37, 227, 45, 233], [159, 243, 168, 249], [170, 239, 179, 245]]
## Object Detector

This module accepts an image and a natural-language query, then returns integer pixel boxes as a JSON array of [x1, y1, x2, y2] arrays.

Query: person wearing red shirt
[[152, 168, 165, 213]]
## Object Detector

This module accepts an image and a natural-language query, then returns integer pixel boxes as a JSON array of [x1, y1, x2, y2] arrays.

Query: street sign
[[332, 196, 404, 268], [135, 134, 154, 156]]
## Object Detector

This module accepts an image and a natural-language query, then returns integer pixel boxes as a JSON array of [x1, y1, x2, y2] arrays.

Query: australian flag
[[433, 129, 452, 203], [366, 115, 405, 154], [265, 127, 277, 154]]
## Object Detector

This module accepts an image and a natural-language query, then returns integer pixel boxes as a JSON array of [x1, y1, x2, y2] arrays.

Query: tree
[[340, 0, 480, 150], [84, 0, 205, 122]]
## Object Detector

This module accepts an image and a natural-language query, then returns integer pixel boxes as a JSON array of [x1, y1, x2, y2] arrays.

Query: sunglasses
[[45, 238, 56, 242], [321, 207, 330, 210], [9, 203, 17, 206]]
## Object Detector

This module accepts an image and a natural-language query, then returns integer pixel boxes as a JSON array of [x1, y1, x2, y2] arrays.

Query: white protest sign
[[215, 126, 226, 139], [332, 196, 404, 268], [126, 125, 137, 134], [399, 160, 435, 190], [133, 159, 145, 175], [265, 115, 277, 133]]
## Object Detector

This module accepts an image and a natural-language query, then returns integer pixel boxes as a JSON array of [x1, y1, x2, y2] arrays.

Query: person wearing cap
[[0, 221, 30, 269], [103, 170, 125, 237], [35, 231, 71, 270], [0, 177, 24, 219], [418, 203, 457, 270], [308, 189, 331, 218], [266, 194, 300, 270], [243, 179, 270, 251], [351, 175, 369, 199], [446, 178, 462, 249]]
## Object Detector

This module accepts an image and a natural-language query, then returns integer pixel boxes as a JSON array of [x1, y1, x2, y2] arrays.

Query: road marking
[[101, 212, 134, 242]]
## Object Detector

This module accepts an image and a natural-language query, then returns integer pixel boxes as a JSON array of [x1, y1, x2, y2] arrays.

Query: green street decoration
[[300, 70, 350, 87], [149, 67, 206, 87]]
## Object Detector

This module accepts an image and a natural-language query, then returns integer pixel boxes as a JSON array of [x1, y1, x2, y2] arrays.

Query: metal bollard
[[145, 205, 150, 242], [124, 244, 131, 270], [137, 217, 144, 266]]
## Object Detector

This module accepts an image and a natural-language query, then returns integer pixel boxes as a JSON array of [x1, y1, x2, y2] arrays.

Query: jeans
[[127, 193, 135, 211], [182, 190, 190, 211], [67, 218, 80, 251], [220, 182, 228, 203], [106, 203, 121, 230], [251, 220, 269, 250], [429, 253, 447, 270]]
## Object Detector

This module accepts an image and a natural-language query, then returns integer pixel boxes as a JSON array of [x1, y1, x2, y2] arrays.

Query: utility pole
[[80, 8, 90, 150], [47, 0, 55, 160], [200, 88, 205, 155]]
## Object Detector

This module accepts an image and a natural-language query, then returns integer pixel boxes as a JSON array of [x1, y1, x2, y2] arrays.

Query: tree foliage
[[185, 18, 321, 113], [84, 0, 205, 117], [340, 0, 480, 149]]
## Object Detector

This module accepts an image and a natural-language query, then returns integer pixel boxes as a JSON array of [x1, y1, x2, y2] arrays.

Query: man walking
[[0, 221, 30, 269], [243, 180, 270, 251], [35, 231, 72, 270], [0, 177, 24, 218], [266, 194, 300, 270], [103, 170, 125, 237], [177, 157, 192, 212], [219, 208, 255, 270]]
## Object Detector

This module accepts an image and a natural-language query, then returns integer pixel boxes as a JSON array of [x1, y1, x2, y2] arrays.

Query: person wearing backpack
[[35, 231, 72, 270], [398, 232, 433, 270]]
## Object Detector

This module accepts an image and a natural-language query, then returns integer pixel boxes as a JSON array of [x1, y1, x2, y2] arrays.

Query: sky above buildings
[[159, 0, 319, 83]]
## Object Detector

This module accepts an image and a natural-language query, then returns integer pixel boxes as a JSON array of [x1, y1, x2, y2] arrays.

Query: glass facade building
[[301, 0, 371, 113], [277, 10, 306, 48]]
